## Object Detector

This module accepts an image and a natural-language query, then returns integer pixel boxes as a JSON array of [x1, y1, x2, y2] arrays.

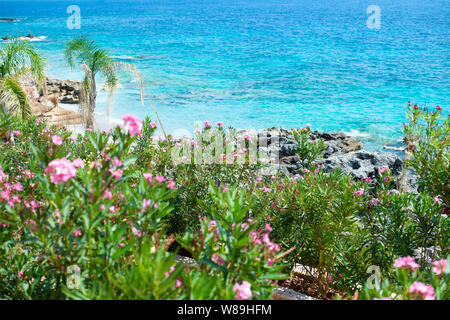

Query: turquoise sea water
[[1, 0, 449, 150]]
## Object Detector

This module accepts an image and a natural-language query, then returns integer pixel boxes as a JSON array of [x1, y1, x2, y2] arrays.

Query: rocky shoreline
[[36, 77, 412, 189], [251, 127, 413, 191]]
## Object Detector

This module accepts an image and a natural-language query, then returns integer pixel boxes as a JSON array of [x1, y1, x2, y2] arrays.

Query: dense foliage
[[0, 103, 448, 300]]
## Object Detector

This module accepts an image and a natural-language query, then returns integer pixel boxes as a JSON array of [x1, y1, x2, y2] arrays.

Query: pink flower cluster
[[122, 114, 143, 137], [52, 135, 63, 146], [432, 259, 447, 276], [393, 256, 420, 272], [379, 166, 389, 174], [45, 158, 84, 184], [408, 281, 436, 300], [233, 281, 252, 300], [212, 253, 226, 265]]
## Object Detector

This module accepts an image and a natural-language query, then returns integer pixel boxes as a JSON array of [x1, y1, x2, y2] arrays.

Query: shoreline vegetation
[[0, 33, 449, 301]]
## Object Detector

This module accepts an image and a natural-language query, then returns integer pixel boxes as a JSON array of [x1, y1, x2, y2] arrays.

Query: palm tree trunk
[[86, 75, 97, 129]]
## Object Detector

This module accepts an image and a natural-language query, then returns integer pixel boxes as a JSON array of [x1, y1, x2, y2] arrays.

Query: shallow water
[[1, 0, 448, 151]]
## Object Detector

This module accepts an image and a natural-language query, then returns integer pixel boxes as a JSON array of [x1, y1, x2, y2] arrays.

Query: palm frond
[[0, 77, 32, 120], [0, 40, 45, 82], [65, 36, 99, 70], [113, 61, 144, 105]]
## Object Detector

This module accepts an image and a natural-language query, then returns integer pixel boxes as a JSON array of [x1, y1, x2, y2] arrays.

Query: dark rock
[[0, 18, 15, 22], [1, 36, 9, 40], [323, 151, 403, 180], [45, 77, 81, 104]]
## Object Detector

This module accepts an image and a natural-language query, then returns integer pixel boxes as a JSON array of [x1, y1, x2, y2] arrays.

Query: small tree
[[65, 36, 144, 129], [0, 40, 45, 120]]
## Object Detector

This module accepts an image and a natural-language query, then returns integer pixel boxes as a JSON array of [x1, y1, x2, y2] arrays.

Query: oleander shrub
[[359, 255, 449, 300], [403, 103, 449, 208], [0, 112, 285, 300], [1, 103, 449, 300]]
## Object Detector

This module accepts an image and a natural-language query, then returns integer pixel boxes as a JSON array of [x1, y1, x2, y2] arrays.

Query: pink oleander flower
[[104, 189, 113, 200], [13, 130, 20, 136], [0, 167, 7, 182], [217, 121, 223, 127], [364, 177, 373, 183], [131, 222, 143, 238], [122, 114, 143, 137], [354, 188, 364, 196], [45, 158, 79, 184], [112, 157, 122, 168], [142, 199, 151, 210], [109, 169, 123, 180], [176, 279, 182, 288], [13, 182, 23, 191], [143, 173, 153, 183], [72, 158, 85, 168], [233, 281, 252, 300], [244, 134, 253, 142], [393, 256, 420, 272], [384, 176, 392, 183], [204, 120, 212, 128], [222, 186, 228, 192], [167, 180, 176, 189], [149, 121, 157, 128], [51, 135, 63, 145], [212, 253, 226, 265], [17, 271, 23, 279], [265, 223, 273, 232], [73, 230, 82, 237], [260, 187, 271, 193], [370, 198, 380, 206], [408, 282, 436, 300], [432, 259, 446, 276], [155, 176, 166, 183], [433, 197, 442, 205], [379, 166, 389, 174]]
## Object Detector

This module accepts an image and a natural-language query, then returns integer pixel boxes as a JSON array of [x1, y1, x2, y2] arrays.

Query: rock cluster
[[256, 127, 405, 181], [2, 33, 34, 41], [45, 78, 82, 104]]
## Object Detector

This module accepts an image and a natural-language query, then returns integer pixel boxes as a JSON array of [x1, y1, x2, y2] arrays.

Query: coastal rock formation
[[2, 34, 47, 41], [0, 18, 16, 22], [322, 151, 403, 180], [45, 78, 81, 104], [255, 127, 405, 181]]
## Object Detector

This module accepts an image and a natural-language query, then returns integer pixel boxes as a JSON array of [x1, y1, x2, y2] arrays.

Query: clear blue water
[[1, 0, 449, 150]]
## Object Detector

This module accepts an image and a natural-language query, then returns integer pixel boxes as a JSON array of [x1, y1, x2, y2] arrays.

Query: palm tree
[[0, 40, 45, 120], [64, 36, 144, 129]]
